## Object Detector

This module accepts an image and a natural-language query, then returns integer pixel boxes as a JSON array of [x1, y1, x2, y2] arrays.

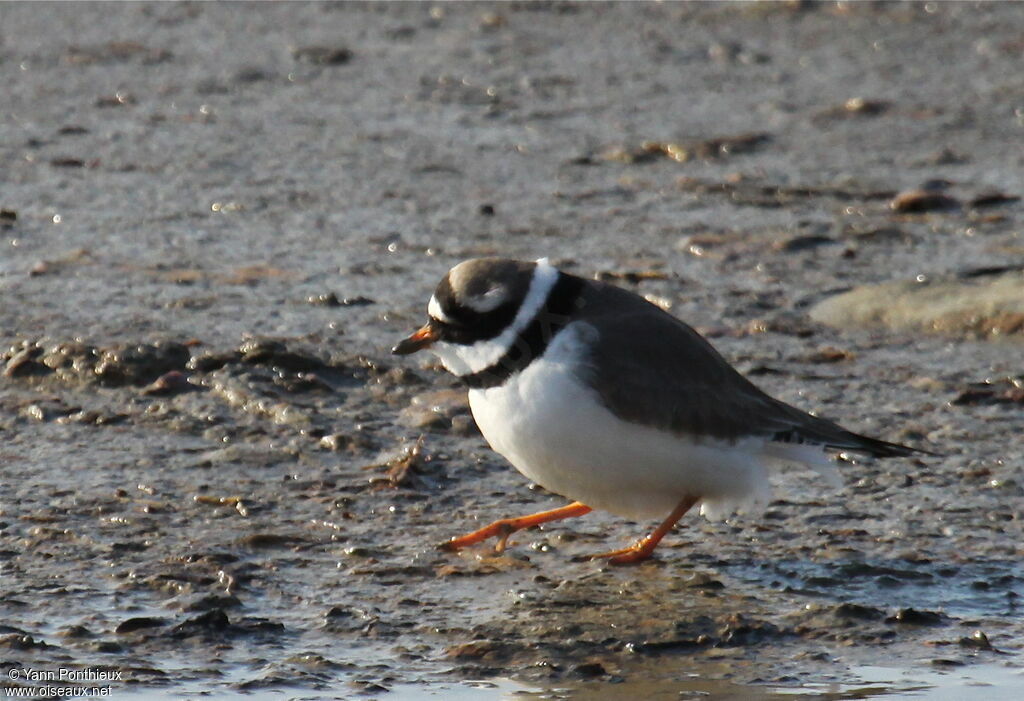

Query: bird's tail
[[832, 430, 941, 458]]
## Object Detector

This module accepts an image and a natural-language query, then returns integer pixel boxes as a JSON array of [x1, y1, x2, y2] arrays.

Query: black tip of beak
[[392, 323, 438, 355]]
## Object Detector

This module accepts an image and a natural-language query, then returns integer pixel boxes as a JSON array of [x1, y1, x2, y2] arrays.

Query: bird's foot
[[437, 521, 516, 553], [438, 502, 593, 555], [586, 542, 657, 566]]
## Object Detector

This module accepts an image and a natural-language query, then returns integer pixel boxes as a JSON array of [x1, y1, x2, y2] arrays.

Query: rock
[[802, 346, 856, 363], [19, 399, 75, 422], [717, 615, 784, 647], [274, 371, 332, 394], [339, 295, 375, 307], [814, 98, 889, 123], [833, 603, 884, 621], [65, 41, 172, 65], [142, 370, 194, 396], [308, 292, 342, 307], [890, 188, 960, 213], [0, 634, 51, 650], [400, 407, 450, 430], [950, 377, 1024, 406], [446, 640, 509, 660], [176, 594, 242, 612], [600, 133, 770, 165], [886, 608, 944, 625], [320, 433, 352, 451], [50, 157, 86, 168], [844, 97, 888, 115], [171, 609, 231, 637], [58, 625, 94, 639], [773, 234, 837, 252], [40, 341, 96, 377], [236, 533, 308, 549], [234, 66, 273, 83], [746, 311, 817, 338], [96, 92, 135, 108], [959, 630, 996, 650], [570, 662, 607, 678], [291, 46, 353, 65], [969, 192, 1020, 208], [376, 367, 425, 387], [187, 351, 239, 372], [685, 572, 726, 590], [809, 273, 1024, 340], [449, 414, 479, 437], [91, 640, 123, 653], [238, 338, 326, 371], [306, 293, 372, 307], [94, 341, 191, 386], [4, 345, 49, 378], [399, 389, 471, 432], [115, 617, 168, 634]]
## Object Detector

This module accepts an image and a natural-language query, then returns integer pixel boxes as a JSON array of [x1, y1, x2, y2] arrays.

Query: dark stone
[[0, 634, 51, 650], [142, 370, 195, 396], [959, 631, 995, 650], [775, 234, 837, 252], [182, 594, 242, 612], [238, 339, 326, 371], [94, 341, 191, 386], [969, 192, 1020, 208], [834, 603, 885, 621], [93, 641, 123, 653], [339, 295, 375, 306], [187, 352, 240, 372], [3, 346, 50, 378], [172, 609, 231, 637], [308, 292, 342, 307], [291, 46, 353, 65], [570, 662, 607, 678], [50, 157, 86, 168], [115, 617, 168, 634], [886, 608, 944, 625], [890, 189, 960, 213]]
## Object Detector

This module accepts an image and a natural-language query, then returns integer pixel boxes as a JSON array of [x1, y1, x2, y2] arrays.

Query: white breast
[[468, 323, 800, 521]]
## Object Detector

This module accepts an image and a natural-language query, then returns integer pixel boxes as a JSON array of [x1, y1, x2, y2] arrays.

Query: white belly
[[468, 325, 785, 521]]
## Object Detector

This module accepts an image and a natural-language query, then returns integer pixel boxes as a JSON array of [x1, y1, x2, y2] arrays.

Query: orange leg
[[440, 502, 593, 554], [588, 495, 700, 566]]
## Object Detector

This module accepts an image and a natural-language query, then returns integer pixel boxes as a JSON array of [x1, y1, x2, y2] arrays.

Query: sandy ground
[[2, 2, 1024, 698]]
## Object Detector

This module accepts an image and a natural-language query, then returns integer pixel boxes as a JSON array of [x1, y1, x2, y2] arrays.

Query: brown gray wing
[[571, 283, 922, 457]]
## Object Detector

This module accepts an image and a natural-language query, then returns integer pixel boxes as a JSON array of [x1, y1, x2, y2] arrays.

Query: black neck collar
[[460, 273, 584, 389]]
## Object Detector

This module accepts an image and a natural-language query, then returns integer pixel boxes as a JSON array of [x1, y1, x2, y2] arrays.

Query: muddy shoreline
[[2, 2, 1023, 697]]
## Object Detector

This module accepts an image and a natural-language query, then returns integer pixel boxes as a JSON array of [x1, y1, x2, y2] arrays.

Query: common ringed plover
[[393, 258, 932, 565]]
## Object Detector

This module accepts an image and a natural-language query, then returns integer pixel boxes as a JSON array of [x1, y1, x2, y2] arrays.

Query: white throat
[[430, 258, 559, 377]]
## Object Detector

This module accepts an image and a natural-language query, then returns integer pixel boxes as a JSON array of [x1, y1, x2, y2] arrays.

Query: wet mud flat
[[2, 1, 1024, 698]]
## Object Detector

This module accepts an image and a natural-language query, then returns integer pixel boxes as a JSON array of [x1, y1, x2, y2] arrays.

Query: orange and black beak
[[392, 321, 440, 355]]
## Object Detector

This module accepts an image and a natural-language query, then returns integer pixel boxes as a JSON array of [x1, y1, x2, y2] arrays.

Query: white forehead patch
[[427, 295, 453, 324]]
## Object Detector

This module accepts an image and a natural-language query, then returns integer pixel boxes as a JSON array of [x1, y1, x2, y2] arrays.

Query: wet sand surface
[[2, 2, 1023, 698]]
